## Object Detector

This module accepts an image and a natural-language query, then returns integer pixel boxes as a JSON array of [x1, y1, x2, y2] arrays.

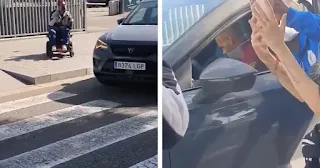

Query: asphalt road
[[0, 77, 158, 168]]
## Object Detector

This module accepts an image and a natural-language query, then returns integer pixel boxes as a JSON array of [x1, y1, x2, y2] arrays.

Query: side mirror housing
[[192, 58, 257, 104], [117, 18, 125, 25]]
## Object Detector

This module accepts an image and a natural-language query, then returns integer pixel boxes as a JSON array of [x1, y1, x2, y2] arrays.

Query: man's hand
[[249, 17, 277, 71], [252, 1, 288, 54]]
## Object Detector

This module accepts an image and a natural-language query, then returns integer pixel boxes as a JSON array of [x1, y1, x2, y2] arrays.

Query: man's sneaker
[[62, 45, 67, 52], [52, 45, 57, 52]]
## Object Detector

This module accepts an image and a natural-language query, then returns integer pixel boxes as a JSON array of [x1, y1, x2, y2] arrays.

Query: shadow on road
[[4, 53, 50, 62], [47, 77, 157, 107]]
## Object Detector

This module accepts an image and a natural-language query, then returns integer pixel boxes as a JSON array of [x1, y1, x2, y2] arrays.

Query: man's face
[[215, 34, 237, 56], [58, 1, 66, 12]]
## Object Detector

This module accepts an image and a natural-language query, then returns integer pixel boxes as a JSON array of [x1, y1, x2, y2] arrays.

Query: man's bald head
[[215, 25, 245, 56]]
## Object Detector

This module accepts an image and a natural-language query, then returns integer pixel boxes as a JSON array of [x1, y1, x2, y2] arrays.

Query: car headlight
[[95, 39, 108, 50]]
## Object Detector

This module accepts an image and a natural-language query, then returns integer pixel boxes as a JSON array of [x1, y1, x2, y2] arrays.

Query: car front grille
[[110, 45, 157, 57]]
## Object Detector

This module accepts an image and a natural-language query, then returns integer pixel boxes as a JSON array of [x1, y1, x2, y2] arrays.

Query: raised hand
[[249, 17, 278, 71], [251, 0, 287, 52]]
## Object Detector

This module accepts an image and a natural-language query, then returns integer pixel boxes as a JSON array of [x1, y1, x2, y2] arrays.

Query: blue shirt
[[287, 8, 320, 75]]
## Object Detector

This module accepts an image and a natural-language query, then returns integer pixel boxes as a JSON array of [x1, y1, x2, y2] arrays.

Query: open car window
[[190, 14, 269, 85], [227, 40, 268, 73]]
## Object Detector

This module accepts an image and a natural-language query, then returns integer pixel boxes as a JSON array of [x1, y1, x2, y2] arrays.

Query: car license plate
[[114, 61, 146, 70]]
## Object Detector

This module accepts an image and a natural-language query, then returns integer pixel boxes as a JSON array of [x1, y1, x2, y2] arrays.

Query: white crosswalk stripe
[[0, 91, 77, 115], [0, 100, 120, 141], [0, 91, 157, 168], [129, 155, 158, 168]]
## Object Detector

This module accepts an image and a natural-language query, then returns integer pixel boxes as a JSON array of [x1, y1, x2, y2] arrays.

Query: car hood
[[103, 25, 157, 45]]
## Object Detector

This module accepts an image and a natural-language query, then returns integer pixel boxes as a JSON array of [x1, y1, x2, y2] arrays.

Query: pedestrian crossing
[[0, 91, 158, 168]]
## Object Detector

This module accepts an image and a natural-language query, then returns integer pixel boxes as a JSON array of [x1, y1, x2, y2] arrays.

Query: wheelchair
[[46, 30, 74, 58], [46, 11, 74, 58]]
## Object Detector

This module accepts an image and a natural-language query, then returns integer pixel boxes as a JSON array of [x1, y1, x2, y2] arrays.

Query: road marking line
[[129, 155, 158, 168], [0, 91, 77, 115], [0, 100, 120, 141], [0, 111, 157, 168]]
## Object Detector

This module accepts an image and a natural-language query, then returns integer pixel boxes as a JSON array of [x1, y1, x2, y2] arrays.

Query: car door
[[167, 8, 315, 168], [170, 72, 314, 168]]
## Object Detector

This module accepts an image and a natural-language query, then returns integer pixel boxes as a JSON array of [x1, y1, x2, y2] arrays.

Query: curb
[[0, 74, 94, 103], [1, 67, 93, 85]]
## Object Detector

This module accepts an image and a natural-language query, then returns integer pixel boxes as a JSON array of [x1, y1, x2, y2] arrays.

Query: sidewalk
[[0, 8, 127, 88], [0, 31, 103, 85]]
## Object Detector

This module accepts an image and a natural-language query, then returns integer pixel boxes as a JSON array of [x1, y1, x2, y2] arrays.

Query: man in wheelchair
[[48, 0, 73, 52]]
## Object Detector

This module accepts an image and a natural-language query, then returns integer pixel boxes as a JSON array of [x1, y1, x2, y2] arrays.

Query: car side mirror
[[117, 18, 125, 25], [192, 58, 257, 104]]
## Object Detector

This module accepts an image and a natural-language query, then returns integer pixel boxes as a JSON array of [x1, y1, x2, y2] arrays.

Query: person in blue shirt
[[249, 0, 320, 103], [269, 0, 320, 75]]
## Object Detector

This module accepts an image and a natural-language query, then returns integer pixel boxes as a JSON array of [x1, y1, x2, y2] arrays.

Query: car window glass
[[149, 7, 158, 23], [128, 8, 147, 23], [125, 2, 158, 25]]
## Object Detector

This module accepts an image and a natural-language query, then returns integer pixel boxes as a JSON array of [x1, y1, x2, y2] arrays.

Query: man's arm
[[48, 11, 60, 27], [254, 47, 304, 102], [271, 61, 304, 102], [287, 8, 320, 41]]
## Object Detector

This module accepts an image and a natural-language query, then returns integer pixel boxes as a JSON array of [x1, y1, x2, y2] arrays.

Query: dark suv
[[163, 0, 320, 168], [93, 0, 157, 85]]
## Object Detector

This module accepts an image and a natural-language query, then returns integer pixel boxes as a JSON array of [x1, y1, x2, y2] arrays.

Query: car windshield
[[162, 0, 225, 49], [123, 1, 158, 25]]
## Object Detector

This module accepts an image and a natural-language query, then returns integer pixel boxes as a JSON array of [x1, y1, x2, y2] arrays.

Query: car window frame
[[163, 0, 250, 72], [177, 7, 274, 92]]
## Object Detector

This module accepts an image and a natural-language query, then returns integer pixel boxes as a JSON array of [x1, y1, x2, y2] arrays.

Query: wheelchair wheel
[[70, 51, 74, 57], [46, 41, 53, 58], [68, 41, 74, 57]]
